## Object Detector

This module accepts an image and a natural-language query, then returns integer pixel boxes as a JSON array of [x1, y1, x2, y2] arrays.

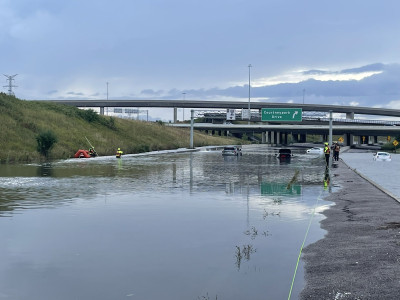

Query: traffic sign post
[[226, 109, 236, 120], [393, 140, 398, 153], [261, 108, 302, 122]]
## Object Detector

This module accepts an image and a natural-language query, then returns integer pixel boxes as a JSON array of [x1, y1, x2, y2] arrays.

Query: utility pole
[[190, 109, 194, 148], [106, 82, 109, 100], [3, 74, 18, 96], [182, 92, 186, 121], [248, 64, 252, 125], [106, 82, 109, 115]]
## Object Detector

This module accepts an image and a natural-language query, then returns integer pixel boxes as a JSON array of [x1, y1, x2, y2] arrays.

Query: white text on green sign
[[261, 108, 302, 122]]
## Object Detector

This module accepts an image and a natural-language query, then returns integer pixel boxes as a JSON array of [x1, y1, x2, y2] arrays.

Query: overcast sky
[[2, 0, 400, 120]]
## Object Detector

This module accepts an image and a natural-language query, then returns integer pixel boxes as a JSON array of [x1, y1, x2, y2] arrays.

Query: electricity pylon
[[3, 74, 18, 96]]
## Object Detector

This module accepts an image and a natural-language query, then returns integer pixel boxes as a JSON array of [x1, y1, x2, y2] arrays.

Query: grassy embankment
[[0, 93, 245, 163]]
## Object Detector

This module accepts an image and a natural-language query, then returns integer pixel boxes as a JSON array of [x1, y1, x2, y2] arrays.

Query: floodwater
[[0, 145, 332, 300]]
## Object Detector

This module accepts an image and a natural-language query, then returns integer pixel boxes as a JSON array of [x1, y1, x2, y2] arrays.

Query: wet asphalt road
[[300, 152, 400, 299], [340, 151, 400, 202]]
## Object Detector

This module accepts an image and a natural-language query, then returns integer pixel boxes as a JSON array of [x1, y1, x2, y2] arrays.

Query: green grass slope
[[0, 93, 244, 163]]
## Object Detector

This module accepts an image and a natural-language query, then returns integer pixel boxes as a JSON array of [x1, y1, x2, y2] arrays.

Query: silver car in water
[[222, 146, 242, 156]]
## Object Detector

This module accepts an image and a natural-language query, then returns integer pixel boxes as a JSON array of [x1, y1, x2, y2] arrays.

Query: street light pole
[[302, 88, 305, 104], [248, 64, 252, 125], [190, 109, 194, 149], [182, 92, 186, 121], [107, 82, 109, 100], [106, 82, 109, 115]]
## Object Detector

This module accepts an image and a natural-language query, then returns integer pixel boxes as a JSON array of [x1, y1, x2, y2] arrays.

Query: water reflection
[[235, 244, 256, 270], [261, 182, 302, 196], [37, 163, 53, 177], [223, 155, 241, 162], [0, 147, 332, 300], [324, 169, 330, 188]]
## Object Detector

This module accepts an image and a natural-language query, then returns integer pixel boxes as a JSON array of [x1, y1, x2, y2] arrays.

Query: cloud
[[385, 100, 400, 109], [304, 63, 386, 76], [66, 91, 84, 96], [302, 70, 330, 76], [340, 63, 385, 74], [8, 10, 59, 41], [141, 63, 400, 109], [140, 89, 165, 96]]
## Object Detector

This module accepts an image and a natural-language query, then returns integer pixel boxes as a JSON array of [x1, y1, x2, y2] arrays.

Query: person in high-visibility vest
[[324, 142, 330, 167], [89, 147, 97, 157], [116, 148, 123, 158]]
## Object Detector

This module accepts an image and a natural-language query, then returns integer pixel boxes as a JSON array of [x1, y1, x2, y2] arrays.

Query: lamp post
[[182, 92, 186, 121], [248, 64, 252, 124], [106, 82, 109, 115], [302, 88, 305, 104]]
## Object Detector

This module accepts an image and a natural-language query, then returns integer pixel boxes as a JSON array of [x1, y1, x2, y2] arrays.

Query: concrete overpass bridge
[[44, 99, 400, 146], [169, 122, 400, 146], [46, 99, 400, 118]]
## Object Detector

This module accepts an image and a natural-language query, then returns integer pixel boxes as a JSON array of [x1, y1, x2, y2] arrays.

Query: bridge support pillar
[[100, 107, 104, 115], [270, 131, 275, 145], [276, 131, 281, 145], [262, 132, 266, 144], [173, 108, 178, 123], [292, 133, 298, 143], [346, 112, 355, 119], [346, 134, 354, 146], [282, 133, 288, 145], [299, 134, 307, 143], [373, 136, 378, 144]]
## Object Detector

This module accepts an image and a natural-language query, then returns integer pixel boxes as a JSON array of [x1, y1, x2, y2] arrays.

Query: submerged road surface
[[300, 155, 400, 299]]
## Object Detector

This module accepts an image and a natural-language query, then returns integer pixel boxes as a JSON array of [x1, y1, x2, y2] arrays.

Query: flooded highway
[[0, 145, 332, 300]]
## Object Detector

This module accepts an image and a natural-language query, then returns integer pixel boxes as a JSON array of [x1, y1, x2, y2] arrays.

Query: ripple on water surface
[[0, 149, 332, 300]]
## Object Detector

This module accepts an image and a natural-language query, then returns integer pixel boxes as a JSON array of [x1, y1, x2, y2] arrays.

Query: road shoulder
[[300, 160, 400, 299]]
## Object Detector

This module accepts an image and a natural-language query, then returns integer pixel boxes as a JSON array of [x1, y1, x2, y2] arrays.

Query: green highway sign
[[261, 108, 302, 122]]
